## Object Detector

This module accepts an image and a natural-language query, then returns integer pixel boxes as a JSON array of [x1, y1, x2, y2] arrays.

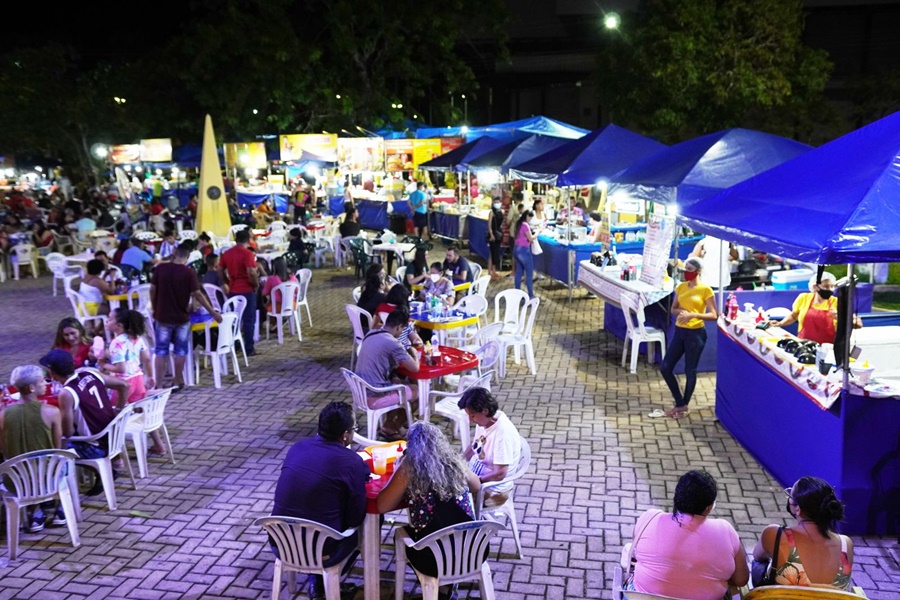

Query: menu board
[[280, 133, 338, 162], [140, 138, 173, 162], [640, 214, 676, 287], [110, 144, 141, 165], [224, 142, 268, 170], [337, 138, 385, 172], [385, 139, 415, 172]]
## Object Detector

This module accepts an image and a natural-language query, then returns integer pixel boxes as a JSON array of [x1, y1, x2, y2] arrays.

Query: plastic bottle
[[726, 292, 739, 321], [424, 342, 433, 366]]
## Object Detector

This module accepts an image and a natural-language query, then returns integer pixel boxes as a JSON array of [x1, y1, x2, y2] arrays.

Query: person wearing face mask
[[625, 470, 748, 599], [487, 198, 504, 280], [770, 272, 862, 344], [657, 257, 717, 419], [420, 262, 453, 300]]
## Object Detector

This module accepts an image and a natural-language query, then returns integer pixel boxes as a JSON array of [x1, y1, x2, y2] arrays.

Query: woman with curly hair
[[377, 422, 482, 600], [753, 476, 853, 590]]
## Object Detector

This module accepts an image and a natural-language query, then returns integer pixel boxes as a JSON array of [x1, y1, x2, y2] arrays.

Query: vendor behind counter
[[769, 271, 862, 344]]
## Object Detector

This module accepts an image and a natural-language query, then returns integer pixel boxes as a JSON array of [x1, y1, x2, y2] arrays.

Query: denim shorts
[[154, 321, 191, 357]]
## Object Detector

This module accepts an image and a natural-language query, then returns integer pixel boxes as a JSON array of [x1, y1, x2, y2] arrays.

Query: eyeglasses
[[783, 487, 794, 501]]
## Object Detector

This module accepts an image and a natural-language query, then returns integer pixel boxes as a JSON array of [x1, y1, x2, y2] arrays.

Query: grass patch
[[873, 291, 900, 312]]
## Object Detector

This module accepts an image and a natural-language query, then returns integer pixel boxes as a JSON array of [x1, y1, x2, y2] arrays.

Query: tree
[[598, 0, 832, 143]]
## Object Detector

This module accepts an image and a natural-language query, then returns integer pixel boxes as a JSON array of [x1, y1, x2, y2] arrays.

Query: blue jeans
[[659, 326, 708, 408], [513, 246, 534, 298], [154, 321, 191, 356], [232, 292, 256, 354]]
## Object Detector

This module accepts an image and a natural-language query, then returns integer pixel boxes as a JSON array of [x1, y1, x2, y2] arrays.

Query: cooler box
[[771, 268, 814, 290]]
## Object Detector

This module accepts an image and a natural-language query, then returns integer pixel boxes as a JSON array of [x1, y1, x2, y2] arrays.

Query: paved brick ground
[[0, 261, 897, 600]]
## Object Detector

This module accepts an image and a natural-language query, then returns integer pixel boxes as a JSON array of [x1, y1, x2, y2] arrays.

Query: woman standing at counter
[[659, 257, 717, 419], [513, 210, 536, 298], [770, 272, 862, 344]]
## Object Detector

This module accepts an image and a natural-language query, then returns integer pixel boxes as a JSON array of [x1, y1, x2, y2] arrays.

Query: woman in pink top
[[512, 209, 535, 298], [629, 470, 749, 600]]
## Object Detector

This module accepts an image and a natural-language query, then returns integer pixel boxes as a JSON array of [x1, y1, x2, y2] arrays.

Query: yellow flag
[[194, 115, 232, 237]]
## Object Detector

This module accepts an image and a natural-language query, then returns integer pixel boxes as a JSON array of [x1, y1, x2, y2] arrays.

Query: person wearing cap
[[40, 349, 130, 462], [657, 257, 718, 419]]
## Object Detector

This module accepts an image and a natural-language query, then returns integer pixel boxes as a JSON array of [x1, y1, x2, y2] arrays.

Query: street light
[[603, 12, 621, 30]]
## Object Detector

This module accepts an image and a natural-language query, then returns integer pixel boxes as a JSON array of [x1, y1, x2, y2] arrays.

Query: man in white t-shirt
[[691, 236, 737, 289], [458, 387, 521, 502]]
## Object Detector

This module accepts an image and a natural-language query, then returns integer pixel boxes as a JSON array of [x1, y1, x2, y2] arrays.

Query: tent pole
[[716, 238, 726, 314], [842, 264, 855, 392]]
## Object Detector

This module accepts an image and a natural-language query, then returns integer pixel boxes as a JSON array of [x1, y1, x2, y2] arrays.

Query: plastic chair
[[66, 290, 109, 340], [126, 283, 153, 312], [497, 297, 540, 378], [71, 234, 92, 254], [254, 516, 358, 600], [313, 237, 333, 268], [447, 294, 489, 346], [470, 275, 491, 298], [333, 233, 348, 267], [267, 221, 287, 232], [469, 262, 483, 284], [395, 265, 407, 283], [94, 236, 118, 255], [620, 291, 666, 374], [229, 224, 249, 239], [345, 305, 372, 370], [69, 405, 137, 512], [125, 389, 176, 479], [352, 286, 362, 303], [394, 520, 504, 600], [195, 312, 242, 388], [340, 368, 413, 440], [0, 449, 81, 560], [431, 371, 494, 449], [295, 268, 313, 327], [44, 252, 82, 296], [51, 229, 75, 254], [266, 281, 302, 344], [222, 296, 250, 366], [471, 435, 530, 559], [179, 229, 199, 241], [493, 289, 529, 335], [203, 283, 227, 312], [10, 244, 39, 279]]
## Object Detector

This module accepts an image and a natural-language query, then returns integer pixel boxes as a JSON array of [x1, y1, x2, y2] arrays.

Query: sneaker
[[27, 510, 45, 533], [51, 507, 67, 527]]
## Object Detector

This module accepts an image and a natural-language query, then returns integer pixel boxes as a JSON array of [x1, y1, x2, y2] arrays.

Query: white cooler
[[852, 326, 900, 374], [771, 268, 814, 290]]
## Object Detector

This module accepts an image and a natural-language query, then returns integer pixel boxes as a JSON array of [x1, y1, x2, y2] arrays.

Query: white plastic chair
[[470, 275, 491, 298], [493, 289, 529, 335], [267, 221, 287, 232], [222, 295, 250, 366], [394, 520, 504, 600], [195, 312, 242, 388], [179, 229, 199, 241], [497, 297, 540, 378], [620, 291, 666, 374], [266, 281, 302, 344], [352, 286, 362, 303], [69, 404, 137, 512], [345, 305, 372, 370], [51, 229, 75, 255], [44, 252, 82, 296], [203, 283, 227, 312], [66, 290, 109, 340], [461, 322, 503, 352], [431, 371, 494, 449], [340, 368, 413, 440], [125, 388, 176, 479], [395, 265, 407, 283], [229, 224, 249, 239], [447, 294, 489, 347], [333, 233, 348, 267], [313, 237, 333, 268], [0, 449, 82, 560], [473, 435, 530, 559], [10, 244, 39, 279], [468, 262, 483, 285], [126, 283, 153, 312], [254, 516, 358, 600], [93, 236, 118, 255], [295, 268, 313, 327]]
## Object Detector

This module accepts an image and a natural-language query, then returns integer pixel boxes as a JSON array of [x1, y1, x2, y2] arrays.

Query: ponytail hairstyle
[[791, 476, 844, 537], [111, 308, 147, 339], [515, 210, 534, 240]]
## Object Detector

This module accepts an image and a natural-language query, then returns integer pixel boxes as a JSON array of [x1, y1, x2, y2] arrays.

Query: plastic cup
[[372, 447, 390, 475]]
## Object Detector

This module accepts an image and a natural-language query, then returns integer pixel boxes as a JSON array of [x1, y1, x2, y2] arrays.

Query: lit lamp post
[[92, 143, 110, 185], [603, 12, 621, 30]]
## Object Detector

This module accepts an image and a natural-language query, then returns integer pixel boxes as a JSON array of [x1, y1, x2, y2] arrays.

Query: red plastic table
[[398, 345, 478, 421], [360, 447, 407, 600]]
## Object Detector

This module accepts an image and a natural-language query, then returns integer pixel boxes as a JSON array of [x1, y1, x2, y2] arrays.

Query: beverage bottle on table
[[726, 292, 739, 321], [424, 342, 433, 366]]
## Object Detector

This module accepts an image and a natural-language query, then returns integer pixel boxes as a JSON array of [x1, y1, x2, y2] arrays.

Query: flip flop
[[648, 409, 666, 418]]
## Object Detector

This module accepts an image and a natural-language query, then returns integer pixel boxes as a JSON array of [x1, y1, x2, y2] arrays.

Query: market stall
[[676, 111, 900, 535]]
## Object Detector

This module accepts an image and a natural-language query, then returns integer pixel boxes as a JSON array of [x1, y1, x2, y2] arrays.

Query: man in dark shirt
[[151, 243, 221, 391], [272, 401, 369, 599], [339, 208, 362, 238], [443, 245, 473, 284]]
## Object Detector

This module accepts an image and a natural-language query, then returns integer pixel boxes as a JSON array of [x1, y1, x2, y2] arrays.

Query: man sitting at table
[[272, 401, 369, 600], [442, 245, 473, 284], [121, 238, 159, 274], [356, 309, 420, 440], [0, 365, 65, 532], [94, 251, 123, 285], [457, 387, 521, 506]]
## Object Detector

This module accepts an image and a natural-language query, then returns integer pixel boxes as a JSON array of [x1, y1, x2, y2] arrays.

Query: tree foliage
[[598, 0, 833, 143]]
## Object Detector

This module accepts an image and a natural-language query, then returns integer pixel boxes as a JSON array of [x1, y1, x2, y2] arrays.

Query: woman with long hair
[[52, 317, 95, 368], [513, 209, 536, 298], [627, 470, 748, 599], [32, 220, 53, 249], [377, 422, 482, 598], [405, 247, 429, 290], [753, 476, 853, 590], [357, 263, 390, 331]]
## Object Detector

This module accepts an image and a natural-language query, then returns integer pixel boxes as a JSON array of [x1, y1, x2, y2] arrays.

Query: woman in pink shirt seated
[[628, 470, 749, 600]]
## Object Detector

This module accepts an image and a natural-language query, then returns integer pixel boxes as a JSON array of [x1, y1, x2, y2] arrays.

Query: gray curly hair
[[402, 421, 469, 501]]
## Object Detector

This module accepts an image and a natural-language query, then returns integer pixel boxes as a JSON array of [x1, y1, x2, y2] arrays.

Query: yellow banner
[[279, 134, 337, 162], [413, 139, 442, 167], [224, 142, 268, 170]]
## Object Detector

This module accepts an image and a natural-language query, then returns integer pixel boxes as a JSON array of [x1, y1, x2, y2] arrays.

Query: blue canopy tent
[[418, 136, 505, 172], [416, 116, 589, 144], [463, 135, 571, 173], [611, 128, 812, 207], [675, 113, 900, 536], [508, 124, 667, 186]]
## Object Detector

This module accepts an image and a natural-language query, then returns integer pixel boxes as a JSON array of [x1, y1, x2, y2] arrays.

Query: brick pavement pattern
[[0, 262, 897, 600]]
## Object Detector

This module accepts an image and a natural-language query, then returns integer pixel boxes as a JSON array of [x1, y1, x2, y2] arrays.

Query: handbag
[[622, 509, 663, 589], [530, 236, 543, 255], [750, 526, 783, 588]]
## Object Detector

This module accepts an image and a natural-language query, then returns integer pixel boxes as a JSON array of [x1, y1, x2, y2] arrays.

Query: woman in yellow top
[[770, 272, 861, 344], [659, 257, 718, 419]]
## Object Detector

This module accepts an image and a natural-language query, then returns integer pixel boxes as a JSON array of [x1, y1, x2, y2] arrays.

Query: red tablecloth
[[399, 345, 478, 380]]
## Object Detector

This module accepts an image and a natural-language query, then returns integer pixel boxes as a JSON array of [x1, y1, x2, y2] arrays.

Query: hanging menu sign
[[640, 214, 676, 287]]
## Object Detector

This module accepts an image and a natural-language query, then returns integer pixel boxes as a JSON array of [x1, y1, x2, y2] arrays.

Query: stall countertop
[[577, 260, 673, 306]]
